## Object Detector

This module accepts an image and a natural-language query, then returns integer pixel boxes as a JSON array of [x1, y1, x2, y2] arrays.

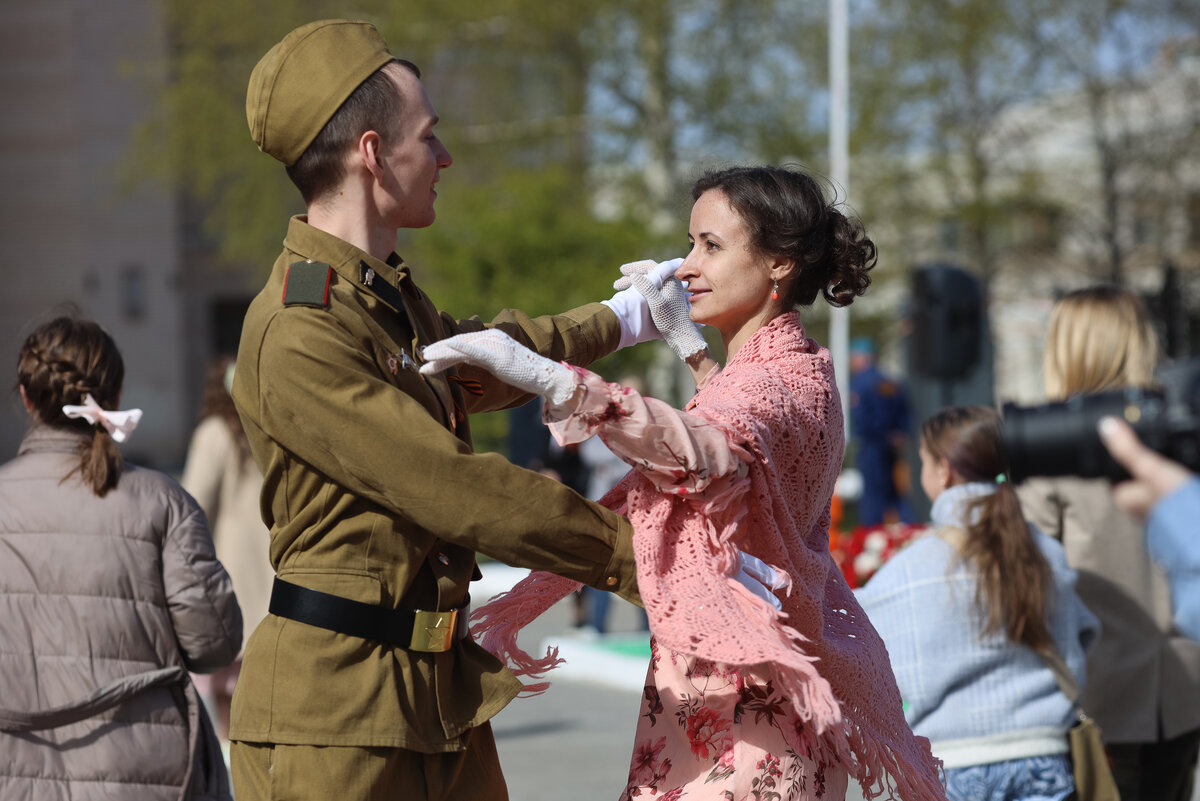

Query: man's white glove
[[619, 261, 707, 361], [733, 551, 786, 611], [419, 330, 578, 405], [602, 258, 684, 350]]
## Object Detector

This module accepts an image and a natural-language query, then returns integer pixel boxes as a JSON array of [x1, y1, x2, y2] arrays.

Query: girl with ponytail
[[0, 314, 241, 799], [857, 405, 1099, 801]]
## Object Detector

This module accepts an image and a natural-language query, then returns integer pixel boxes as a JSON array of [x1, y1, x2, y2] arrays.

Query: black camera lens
[[1003, 389, 1169, 482]]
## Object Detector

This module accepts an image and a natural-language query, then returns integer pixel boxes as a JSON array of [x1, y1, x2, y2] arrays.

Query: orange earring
[[771, 279, 780, 301]]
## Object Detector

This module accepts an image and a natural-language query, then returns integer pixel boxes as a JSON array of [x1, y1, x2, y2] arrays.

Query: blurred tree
[[1025, 0, 1200, 283], [852, 0, 1198, 292], [853, 0, 1064, 287], [585, 0, 830, 224]]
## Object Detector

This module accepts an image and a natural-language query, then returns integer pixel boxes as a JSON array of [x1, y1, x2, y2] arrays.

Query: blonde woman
[[183, 357, 273, 740], [1017, 286, 1200, 801]]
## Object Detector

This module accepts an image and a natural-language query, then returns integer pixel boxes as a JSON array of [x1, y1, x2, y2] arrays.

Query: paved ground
[[492, 649, 643, 801], [479, 566, 644, 801]]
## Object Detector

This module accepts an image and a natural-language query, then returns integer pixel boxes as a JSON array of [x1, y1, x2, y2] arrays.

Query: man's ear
[[355, 130, 385, 183]]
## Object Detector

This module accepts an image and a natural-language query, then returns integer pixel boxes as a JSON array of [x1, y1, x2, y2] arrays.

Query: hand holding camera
[[1097, 415, 1193, 519]]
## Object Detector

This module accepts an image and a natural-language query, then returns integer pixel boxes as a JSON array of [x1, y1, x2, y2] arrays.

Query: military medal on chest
[[387, 350, 419, 375]]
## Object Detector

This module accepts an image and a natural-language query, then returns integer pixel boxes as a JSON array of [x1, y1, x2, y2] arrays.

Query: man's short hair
[[286, 59, 420, 205]]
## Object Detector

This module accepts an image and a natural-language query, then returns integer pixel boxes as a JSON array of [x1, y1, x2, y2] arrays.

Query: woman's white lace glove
[[734, 551, 787, 610], [419, 330, 579, 405], [617, 260, 707, 361], [602, 258, 684, 350]]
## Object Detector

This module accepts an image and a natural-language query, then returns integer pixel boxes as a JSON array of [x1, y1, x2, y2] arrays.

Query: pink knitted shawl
[[471, 313, 944, 800]]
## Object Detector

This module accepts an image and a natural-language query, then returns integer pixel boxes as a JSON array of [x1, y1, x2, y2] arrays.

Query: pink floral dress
[[546, 369, 849, 801], [622, 638, 847, 800]]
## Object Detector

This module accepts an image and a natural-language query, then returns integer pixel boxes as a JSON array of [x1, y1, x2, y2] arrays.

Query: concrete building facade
[[0, 0, 256, 468]]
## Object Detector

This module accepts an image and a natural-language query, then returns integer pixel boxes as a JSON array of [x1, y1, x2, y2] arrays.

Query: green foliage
[[403, 165, 666, 319], [400, 162, 669, 395], [137, 0, 1197, 347]]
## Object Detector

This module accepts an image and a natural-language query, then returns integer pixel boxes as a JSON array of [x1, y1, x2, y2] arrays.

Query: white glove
[[625, 267, 707, 361], [601, 258, 684, 350], [733, 551, 786, 610], [419, 330, 579, 405]]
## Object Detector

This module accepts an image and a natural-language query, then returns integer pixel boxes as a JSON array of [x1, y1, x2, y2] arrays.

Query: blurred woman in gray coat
[[0, 315, 242, 800]]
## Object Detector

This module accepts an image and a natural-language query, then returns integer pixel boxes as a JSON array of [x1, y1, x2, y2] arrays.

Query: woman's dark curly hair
[[691, 165, 875, 308]]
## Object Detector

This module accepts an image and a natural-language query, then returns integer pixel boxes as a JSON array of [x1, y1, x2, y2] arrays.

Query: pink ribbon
[[61, 393, 143, 443]]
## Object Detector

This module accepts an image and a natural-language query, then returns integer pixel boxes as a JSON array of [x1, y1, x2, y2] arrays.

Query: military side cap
[[247, 19, 394, 165]]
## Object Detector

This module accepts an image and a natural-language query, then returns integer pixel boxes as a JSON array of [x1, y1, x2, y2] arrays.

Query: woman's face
[[919, 442, 950, 503], [676, 189, 778, 353]]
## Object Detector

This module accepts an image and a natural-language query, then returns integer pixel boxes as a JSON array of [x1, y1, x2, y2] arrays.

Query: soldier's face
[[378, 64, 453, 229]]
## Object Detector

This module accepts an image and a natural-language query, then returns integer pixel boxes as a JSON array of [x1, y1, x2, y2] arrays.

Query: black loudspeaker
[[909, 264, 984, 380]]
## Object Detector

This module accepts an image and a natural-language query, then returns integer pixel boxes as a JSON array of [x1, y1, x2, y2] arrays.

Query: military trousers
[[230, 723, 508, 801]]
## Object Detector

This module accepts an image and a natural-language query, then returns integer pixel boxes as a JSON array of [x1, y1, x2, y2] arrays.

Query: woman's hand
[[1099, 415, 1192, 519], [618, 259, 708, 362]]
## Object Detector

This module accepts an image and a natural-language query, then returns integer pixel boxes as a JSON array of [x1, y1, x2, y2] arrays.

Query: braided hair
[[16, 316, 125, 496]]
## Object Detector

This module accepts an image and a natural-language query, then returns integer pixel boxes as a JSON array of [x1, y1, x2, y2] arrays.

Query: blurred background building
[[0, 0, 258, 466]]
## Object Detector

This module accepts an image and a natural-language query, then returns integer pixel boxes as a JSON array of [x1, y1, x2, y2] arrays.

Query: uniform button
[[437, 553, 450, 566], [605, 575, 618, 587]]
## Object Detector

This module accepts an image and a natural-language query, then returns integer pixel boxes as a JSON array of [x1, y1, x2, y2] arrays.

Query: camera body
[[1003, 358, 1200, 482]]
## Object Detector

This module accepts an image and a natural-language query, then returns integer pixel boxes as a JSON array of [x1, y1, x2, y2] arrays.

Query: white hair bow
[[61, 393, 143, 443]]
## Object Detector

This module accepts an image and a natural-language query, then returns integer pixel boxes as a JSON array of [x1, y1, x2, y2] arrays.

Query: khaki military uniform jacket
[[1018, 476, 1200, 743], [229, 217, 639, 752]]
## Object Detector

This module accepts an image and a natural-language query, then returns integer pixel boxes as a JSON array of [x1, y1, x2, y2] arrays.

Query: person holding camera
[[1016, 286, 1200, 801], [1099, 415, 1200, 642]]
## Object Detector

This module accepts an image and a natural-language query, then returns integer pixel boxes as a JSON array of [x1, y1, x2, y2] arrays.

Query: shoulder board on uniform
[[282, 261, 333, 308]]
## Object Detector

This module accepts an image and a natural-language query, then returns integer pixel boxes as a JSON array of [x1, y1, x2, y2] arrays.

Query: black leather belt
[[268, 577, 469, 653]]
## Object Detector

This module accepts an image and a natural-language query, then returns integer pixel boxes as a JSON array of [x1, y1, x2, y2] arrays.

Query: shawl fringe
[[469, 571, 579, 695]]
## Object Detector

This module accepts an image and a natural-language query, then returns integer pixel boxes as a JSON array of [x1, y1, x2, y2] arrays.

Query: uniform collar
[[283, 216, 412, 310]]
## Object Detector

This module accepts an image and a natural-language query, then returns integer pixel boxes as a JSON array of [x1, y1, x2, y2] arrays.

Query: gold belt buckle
[[410, 609, 459, 653]]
